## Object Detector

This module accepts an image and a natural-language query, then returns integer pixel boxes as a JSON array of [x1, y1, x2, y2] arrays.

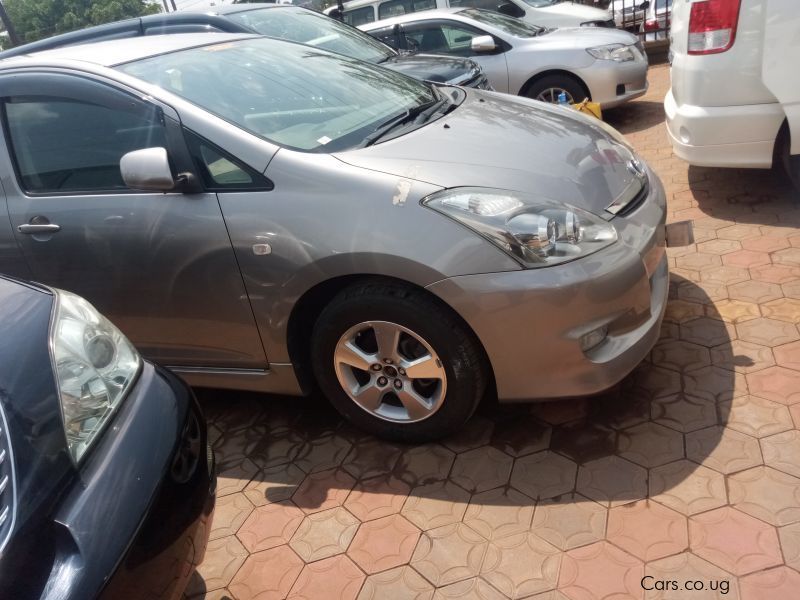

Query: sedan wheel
[[311, 281, 487, 442], [524, 74, 587, 106], [536, 87, 575, 104], [334, 320, 447, 424]]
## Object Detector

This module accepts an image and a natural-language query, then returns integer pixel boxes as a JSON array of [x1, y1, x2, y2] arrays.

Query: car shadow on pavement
[[686, 164, 799, 223], [192, 273, 738, 554], [605, 101, 669, 136]]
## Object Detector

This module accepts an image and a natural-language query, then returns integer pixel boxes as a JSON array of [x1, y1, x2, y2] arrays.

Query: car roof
[[0, 32, 257, 68], [360, 7, 465, 29], [186, 2, 292, 15], [0, 5, 308, 60]]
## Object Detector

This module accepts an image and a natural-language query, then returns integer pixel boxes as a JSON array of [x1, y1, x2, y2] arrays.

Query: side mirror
[[471, 35, 497, 53], [640, 1, 650, 8], [120, 147, 176, 192]]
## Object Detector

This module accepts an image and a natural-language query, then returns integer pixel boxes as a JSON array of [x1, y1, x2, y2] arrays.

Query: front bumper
[[426, 169, 668, 401], [581, 53, 649, 108], [664, 88, 785, 169], [42, 363, 215, 600]]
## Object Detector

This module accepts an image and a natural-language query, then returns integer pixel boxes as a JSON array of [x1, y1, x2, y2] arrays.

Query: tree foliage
[[4, 0, 161, 44]]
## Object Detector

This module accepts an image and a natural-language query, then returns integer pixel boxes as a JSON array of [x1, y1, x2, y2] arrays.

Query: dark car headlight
[[50, 290, 141, 463], [423, 187, 617, 268]]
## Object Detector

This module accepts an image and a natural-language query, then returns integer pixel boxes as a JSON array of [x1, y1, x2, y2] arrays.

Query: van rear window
[[378, 0, 436, 20], [343, 6, 376, 26]]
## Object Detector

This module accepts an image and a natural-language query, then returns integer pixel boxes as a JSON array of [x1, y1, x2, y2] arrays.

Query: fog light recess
[[580, 325, 608, 352]]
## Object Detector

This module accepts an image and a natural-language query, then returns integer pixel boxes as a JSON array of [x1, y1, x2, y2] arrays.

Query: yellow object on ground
[[572, 99, 603, 120]]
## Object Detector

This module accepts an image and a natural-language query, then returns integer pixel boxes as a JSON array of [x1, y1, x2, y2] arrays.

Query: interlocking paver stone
[[559, 541, 644, 600], [463, 487, 535, 541], [411, 523, 489, 587], [720, 395, 793, 438], [689, 507, 782, 575], [531, 493, 606, 551], [450, 446, 513, 493], [607, 500, 688, 561], [728, 466, 800, 526], [576, 456, 647, 507], [481, 532, 561, 598], [650, 461, 727, 515]]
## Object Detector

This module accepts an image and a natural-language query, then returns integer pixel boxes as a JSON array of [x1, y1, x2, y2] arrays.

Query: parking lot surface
[[189, 63, 800, 600]]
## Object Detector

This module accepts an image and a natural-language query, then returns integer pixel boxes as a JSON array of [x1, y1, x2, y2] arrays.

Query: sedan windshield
[[460, 8, 544, 37], [118, 38, 435, 152], [227, 7, 396, 64]]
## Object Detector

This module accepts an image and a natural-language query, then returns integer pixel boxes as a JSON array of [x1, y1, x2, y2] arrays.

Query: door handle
[[18, 223, 61, 234]]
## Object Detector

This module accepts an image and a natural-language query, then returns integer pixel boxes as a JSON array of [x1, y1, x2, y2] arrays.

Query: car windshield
[[460, 8, 544, 37], [118, 38, 435, 152], [226, 7, 395, 63]]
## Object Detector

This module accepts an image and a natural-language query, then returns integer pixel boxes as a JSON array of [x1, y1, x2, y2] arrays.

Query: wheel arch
[[286, 274, 496, 398], [518, 69, 592, 100]]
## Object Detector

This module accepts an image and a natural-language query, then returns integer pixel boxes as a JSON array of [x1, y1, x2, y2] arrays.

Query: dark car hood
[[0, 277, 74, 593], [380, 53, 483, 86], [335, 90, 645, 217]]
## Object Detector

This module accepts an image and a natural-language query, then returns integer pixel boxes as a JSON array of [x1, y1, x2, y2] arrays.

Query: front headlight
[[423, 188, 617, 268], [50, 290, 141, 463], [587, 43, 636, 62]]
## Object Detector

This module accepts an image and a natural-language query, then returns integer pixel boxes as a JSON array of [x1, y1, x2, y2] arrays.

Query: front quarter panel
[[218, 150, 520, 362], [506, 42, 595, 95]]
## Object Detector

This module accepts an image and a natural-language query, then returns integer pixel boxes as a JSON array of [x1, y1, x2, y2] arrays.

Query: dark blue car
[[0, 275, 215, 599]]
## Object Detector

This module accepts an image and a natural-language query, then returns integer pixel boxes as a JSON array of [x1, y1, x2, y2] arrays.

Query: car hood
[[334, 90, 645, 217], [540, 1, 612, 21], [380, 53, 483, 85], [0, 277, 75, 588], [538, 25, 641, 47]]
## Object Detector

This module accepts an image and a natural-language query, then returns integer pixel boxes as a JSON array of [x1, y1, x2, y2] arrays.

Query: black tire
[[310, 281, 487, 443], [777, 122, 800, 195], [523, 74, 588, 105]]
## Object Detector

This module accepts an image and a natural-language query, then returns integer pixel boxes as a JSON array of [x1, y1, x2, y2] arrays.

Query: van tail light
[[688, 0, 742, 55], [643, 18, 659, 32]]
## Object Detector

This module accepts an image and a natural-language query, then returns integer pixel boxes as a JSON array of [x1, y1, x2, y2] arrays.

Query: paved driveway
[[189, 63, 800, 600]]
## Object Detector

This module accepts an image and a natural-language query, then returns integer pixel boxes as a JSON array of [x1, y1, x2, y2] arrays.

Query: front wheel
[[523, 74, 588, 105], [310, 282, 488, 443]]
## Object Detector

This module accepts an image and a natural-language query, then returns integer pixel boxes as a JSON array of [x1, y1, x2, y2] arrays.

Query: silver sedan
[[361, 8, 649, 108], [0, 34, 666, 441]]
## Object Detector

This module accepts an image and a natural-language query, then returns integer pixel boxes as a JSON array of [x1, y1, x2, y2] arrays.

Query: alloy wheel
[[333, 320, 447, 423], [536, 87, 575, 104]]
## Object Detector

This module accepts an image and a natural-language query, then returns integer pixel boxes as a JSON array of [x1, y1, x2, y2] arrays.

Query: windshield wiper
[[362, 95, 447, 147]]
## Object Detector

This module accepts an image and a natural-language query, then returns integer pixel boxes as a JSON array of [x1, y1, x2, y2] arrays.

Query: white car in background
[[640, 0, 670, 40], [362, 8, 648, 107], [326, 0, 614, 29], [609, 0, 650, 29], [665, 0, 800, 188]]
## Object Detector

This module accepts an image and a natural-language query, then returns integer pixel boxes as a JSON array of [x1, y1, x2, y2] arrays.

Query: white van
[[325, 0, 614, 29], [665, 0, 800, 188]]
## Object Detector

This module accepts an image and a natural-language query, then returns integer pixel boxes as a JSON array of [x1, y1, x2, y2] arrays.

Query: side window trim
[[183, 128, 274, 193], [404, 19, 504, 54], [0, 71, 185, 198]]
